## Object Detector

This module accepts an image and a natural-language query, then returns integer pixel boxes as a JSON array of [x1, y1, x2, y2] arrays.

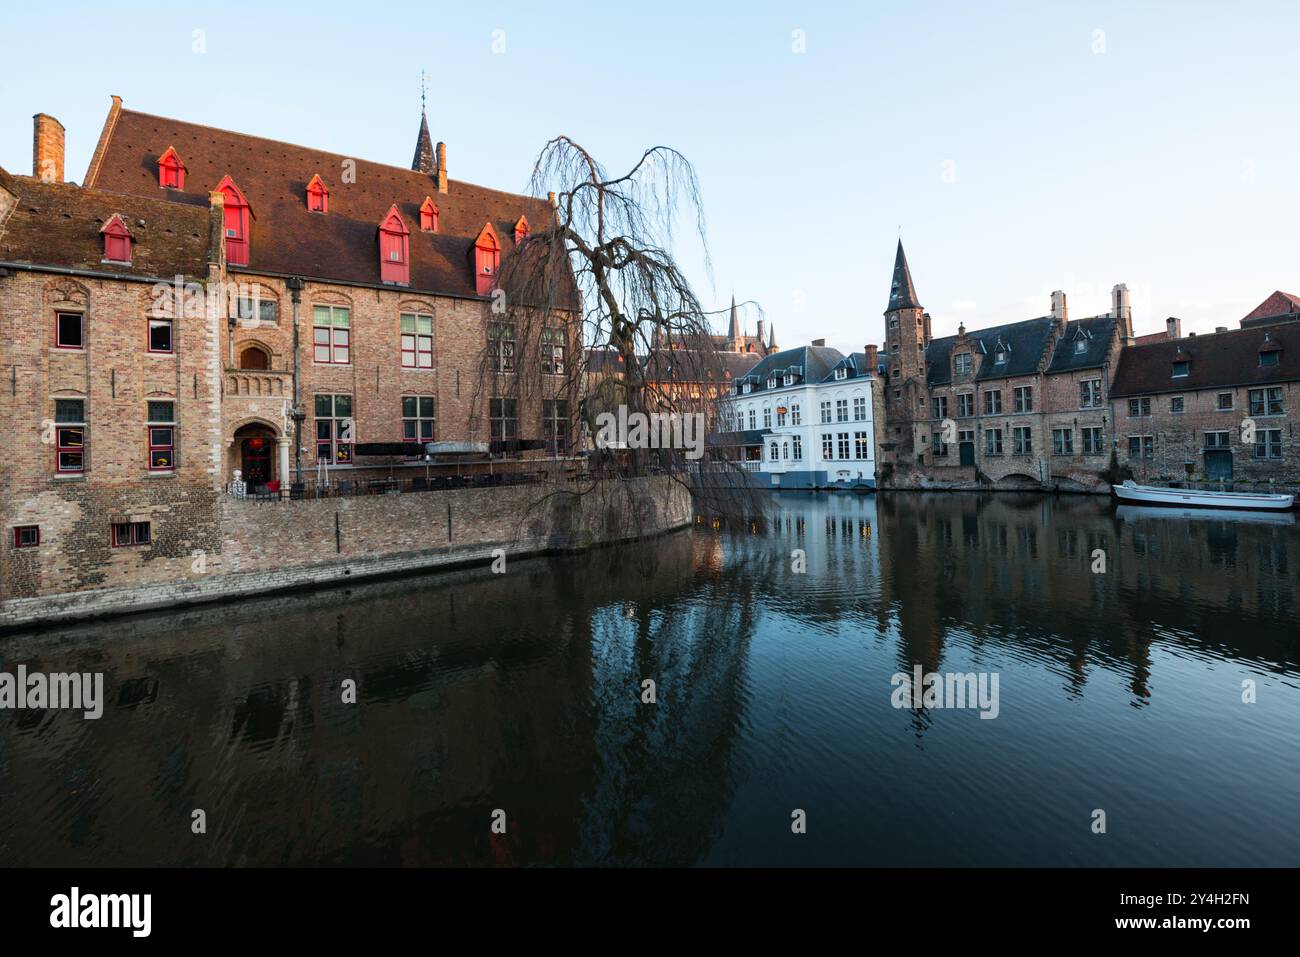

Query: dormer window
[[215, 176, 252, 266], [834, 367, 848, 380], [994, 350, 1007, 364], [378, 205, 410, 285], [157, 146, 186, 189], [767, 376, 777, 389], [514, 215, 529, 244], [472, 223, 501, 296], [954, 353, 972, 375], [1172, 360, 1190, 378], [1259, 337, 1281, 367], [743, 383, 752, 394], [100, 214, 132, 263], [420, 197, 438, 232], [783, 373, 794, 386], [306, 174, 329, 213], [1074, 338, 1087, 354]]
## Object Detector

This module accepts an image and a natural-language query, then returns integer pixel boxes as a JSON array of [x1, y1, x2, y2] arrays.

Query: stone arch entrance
[[229, 418, 287, 490]]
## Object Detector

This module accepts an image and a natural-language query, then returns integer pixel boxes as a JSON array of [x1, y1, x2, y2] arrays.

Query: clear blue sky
[[3, 1, 1297, 352]]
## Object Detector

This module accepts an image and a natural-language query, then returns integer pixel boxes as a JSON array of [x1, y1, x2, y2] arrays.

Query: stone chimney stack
[[1050, 290, 1068, 326], [756, 318, 765, 350], [1166, 316, 1182, 340], [436, 142, 447, 194], [864, 343, 878, 373], [1111, 283, 1133, 340], [33, 113, 65, 183]]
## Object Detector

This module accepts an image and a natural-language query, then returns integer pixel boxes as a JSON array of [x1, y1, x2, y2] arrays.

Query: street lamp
[[285, 276, 306, 494]]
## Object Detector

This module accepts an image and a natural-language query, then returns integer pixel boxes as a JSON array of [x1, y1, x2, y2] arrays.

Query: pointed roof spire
[[727, 295, 739, 340], [887, 239, 921, 312], [412, 109, 435, 175], [768, 322, 776, 350]]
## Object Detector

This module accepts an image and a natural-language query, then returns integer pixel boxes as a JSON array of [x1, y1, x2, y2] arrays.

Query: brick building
[[876, 242, 1299, 490], [1, 98, 578, 600], [1109, 298, 1300, 484], [879, 242, 1131, 489]]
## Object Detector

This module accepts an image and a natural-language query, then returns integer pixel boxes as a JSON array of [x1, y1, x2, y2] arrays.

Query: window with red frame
[[55, 399, 85, 474], [312, 305, 350, 364], [514, 216, 529, 244], [147, 401, 175, 471], [217, 177, 251, 266], [379, 207, 410, 285], [101, 215, 132, 262], [419, 197, 438, 232], [474, 225, 501, 296], [158, 147, 185, 189], [306, 174, 329, 213], [111, 521, 151, 547], [400, 313, 434, 368], [56, 311, 84, 349], [402, 396, 435, 449], [13, 526, 40, 548]]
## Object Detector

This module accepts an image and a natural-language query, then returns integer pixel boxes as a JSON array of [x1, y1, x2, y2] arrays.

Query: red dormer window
[[158, 146, 186, 189], [306, 174, 329, 213], [514, 215, 529, 245], [379, 205, 410, 285], [420, 197, 438, 233], [100, 214, 132, 263], [472, 223, 501, 296], [215, 175, 252, 266]]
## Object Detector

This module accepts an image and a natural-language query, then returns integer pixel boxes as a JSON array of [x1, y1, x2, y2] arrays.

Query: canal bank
[[0, 476, 693, 632]]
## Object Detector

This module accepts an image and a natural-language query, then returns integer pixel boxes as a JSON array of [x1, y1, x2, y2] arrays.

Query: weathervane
[[420, 69, 429, 111]]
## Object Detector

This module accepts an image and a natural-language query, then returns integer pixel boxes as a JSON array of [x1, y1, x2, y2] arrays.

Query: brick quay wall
[[0, 476, 693, 631]]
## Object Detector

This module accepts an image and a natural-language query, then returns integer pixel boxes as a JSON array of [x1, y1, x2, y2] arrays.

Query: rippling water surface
[[1, 491, 1297, 866]]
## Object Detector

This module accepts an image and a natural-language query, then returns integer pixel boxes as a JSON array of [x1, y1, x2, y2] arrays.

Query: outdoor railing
[[229, 471, 549, 502]]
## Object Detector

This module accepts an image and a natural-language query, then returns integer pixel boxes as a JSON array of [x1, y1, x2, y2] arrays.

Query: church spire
[[768, 322, 776, 353], [726, 295, 739, 341], [887, 239, 921, 312], [412, 109, 435, 175]]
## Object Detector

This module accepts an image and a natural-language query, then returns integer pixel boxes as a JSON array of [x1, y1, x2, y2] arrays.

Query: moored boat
[[1113, 479, 1294, 511]]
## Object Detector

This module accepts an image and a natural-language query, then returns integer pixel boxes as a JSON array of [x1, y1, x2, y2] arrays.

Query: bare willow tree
[[467, 136, 768, 536]]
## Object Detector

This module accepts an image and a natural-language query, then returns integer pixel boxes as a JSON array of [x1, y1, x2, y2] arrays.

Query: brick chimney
[[756, 318, 765, 349], [1166, 316, 1182, 339], [436, 141, 447, 194], [811, 338, 826, 347], [33, 113, 65, 183], [864, 343, 878, 373]]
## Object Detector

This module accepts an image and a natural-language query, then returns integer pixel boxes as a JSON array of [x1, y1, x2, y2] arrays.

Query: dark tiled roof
[[1240, 290, 1300, 328], [0, 171, 210, 279], [925, 316, 1055, 386], [707, 428, 768, 447], [643, 344, 760, 383], [1110, 324, 1300, 397], [732, 345, 843, 394], [1045, 316, 1116, 373], [86, 108, 555, 298], [822, 352, 873, 382]]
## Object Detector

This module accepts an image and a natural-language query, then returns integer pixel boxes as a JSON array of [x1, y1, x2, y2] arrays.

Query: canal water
[[1, 492, 1297, 866]]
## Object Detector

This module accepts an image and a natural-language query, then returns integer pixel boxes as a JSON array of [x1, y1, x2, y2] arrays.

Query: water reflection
[[1, 492, 1297, 866]]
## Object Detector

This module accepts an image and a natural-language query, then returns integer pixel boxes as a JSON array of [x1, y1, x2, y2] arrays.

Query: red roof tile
[[0, 170, 211, 279], [1240, 290, 1300, 326], [86, 107, 556, 299]]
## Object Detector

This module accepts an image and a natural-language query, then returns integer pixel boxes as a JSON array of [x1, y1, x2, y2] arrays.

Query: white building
[[718, 342, 883, 489]]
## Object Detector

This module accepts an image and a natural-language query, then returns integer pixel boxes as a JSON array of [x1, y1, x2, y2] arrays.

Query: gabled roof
[[85, 105, 554, 299], [1045, 316, 1117, 373], [0, 172, 210, 278], [1110, 324, 1300, 397], [822, 352, 873, 382], [1240, 290, 1300, 328], [926, 317, 1055, 386]]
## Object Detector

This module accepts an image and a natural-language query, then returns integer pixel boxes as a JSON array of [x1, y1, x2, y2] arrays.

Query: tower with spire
[[412, 75, 447, 193], [883, 240, 930, 461]]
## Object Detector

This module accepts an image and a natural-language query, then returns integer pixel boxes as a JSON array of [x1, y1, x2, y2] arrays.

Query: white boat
[[1113, 479, 1295, 511]]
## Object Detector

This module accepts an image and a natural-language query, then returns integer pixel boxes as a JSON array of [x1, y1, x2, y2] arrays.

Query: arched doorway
[[233, 423, 277, 486], [238, 345, 270, 370]]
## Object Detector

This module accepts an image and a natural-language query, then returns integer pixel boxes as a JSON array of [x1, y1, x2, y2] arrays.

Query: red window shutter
[[307, 175, 328, 212], [379, 207, 410, 285], [101, 215, 132, 263], [158, 147, 186, 189], [420, 198, 437, 232], [218, 178, 251, 266]]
